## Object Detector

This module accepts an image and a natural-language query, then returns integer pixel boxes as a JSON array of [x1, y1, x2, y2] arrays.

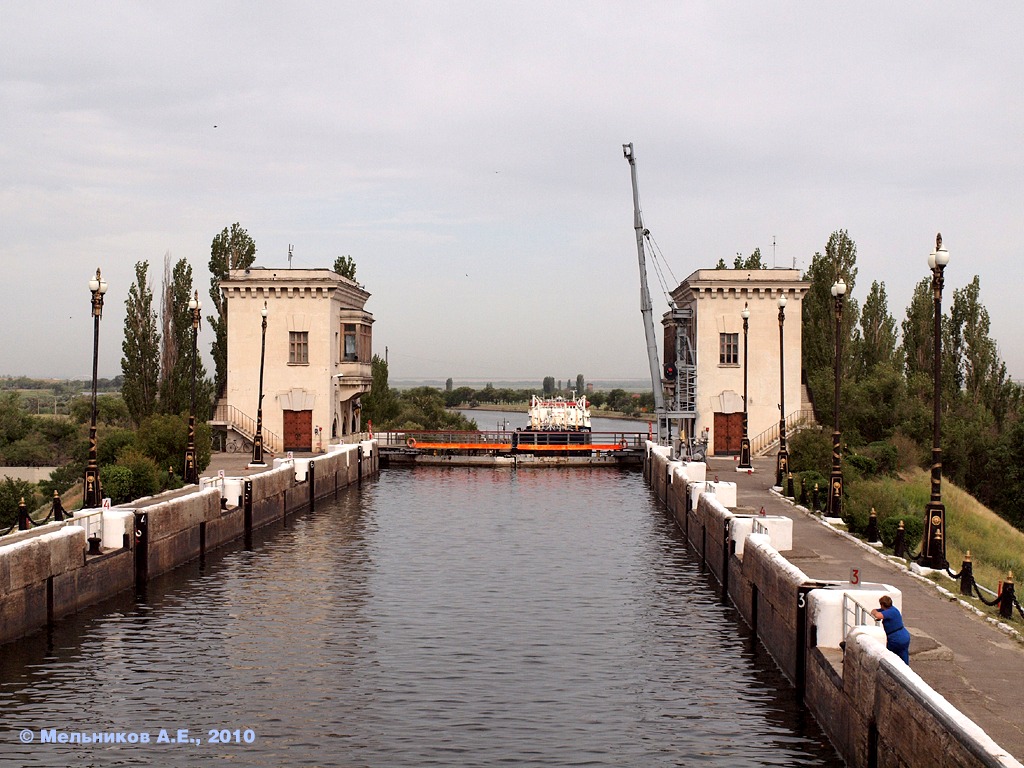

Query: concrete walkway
[[708, 455, 1024, 760]]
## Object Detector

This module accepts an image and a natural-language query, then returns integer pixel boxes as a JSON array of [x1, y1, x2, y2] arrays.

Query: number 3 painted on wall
[[850, 568, 860, 585]]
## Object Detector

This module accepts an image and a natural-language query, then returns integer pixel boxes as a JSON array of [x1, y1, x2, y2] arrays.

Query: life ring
[[406, 437, 417, 448]]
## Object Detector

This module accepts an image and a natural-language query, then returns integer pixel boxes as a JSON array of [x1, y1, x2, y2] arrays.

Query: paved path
[[707, 455, 1024, 760]]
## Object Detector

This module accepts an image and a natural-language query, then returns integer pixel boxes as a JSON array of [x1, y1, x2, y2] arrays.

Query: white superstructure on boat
[[527, 395, 592, 432]]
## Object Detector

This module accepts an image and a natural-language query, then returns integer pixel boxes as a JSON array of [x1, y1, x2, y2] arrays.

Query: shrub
[[846, 452, 878, 478], [115, 448, 162, 501], [99, 465, 133, 506], [788, 427, 830, 476]]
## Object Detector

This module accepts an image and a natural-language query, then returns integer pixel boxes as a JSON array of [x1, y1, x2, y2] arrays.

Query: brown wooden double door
[[283, 409, 313, 452], [714, 412, 743, 455]]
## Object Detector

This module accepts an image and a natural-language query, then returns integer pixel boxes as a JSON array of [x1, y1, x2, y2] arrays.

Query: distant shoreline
[[456, 403, 656, 422]]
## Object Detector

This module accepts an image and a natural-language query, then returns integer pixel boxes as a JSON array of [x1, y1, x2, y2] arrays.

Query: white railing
[[73, 508, 104, 544], [842, 593, 879, 639]]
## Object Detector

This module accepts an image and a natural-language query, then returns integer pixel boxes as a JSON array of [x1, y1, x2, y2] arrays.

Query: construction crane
[[623, 142, 699, 454], [622, 143, 667, 444]]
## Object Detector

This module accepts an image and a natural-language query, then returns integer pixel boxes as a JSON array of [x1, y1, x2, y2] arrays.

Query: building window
[[719, 333, 739, 365], [343, 324, 357, 361], [289, 331, 309, 364]]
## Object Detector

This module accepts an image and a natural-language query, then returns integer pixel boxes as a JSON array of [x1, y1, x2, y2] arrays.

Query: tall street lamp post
[[828, 278, 847, 517], [776, 293, 789, 488], [84, 268, 108, 508], [250, 301, 268, 468], [184, 290, 202, 484], [922, 233, 950, 569], [738, 303, 752, 470]]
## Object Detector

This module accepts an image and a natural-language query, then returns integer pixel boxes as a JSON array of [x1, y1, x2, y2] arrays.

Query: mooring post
[[999, 572, 1015, 620], [866, 508, 880, 544], [893, 520, 906, 558], [959, 551, 973, 597], [52, 491, 66, 522], [17, 497, 30, 530]]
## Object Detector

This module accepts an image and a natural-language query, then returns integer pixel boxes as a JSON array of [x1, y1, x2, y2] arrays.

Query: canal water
[[0, 468, 841, 767]]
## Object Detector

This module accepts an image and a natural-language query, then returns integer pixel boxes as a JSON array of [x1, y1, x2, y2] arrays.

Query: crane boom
[[623, 143, 666, 439]]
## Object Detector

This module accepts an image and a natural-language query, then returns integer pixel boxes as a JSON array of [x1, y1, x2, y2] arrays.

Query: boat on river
[[379, 395, 643, 466]]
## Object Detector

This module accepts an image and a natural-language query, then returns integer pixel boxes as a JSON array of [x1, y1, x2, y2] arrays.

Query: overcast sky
[[3, 2, 1023, 384]]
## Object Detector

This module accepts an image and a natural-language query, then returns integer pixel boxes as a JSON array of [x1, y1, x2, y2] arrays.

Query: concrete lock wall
[[0, 441, 379, 646], [644, 445, 1019, 768]]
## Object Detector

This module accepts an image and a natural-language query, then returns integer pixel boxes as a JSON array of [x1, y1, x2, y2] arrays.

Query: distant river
[[458, 408, 652, 435], [0, 468, 840, 766]]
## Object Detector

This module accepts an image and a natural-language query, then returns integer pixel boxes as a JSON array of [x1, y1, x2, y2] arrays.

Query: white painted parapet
[[705, 480, 736, 509], [809, 584, 900, 649], [200, 475, 246, 508], [102, 509, 135, 549], [679, 461, 706, 484], [730, 515, 793, 554], [688, 479, 736, 510]]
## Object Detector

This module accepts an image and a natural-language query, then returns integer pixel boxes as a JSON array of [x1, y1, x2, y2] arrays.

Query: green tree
[[949, 276, 1012, 421], [445, 378, 453, 392], [802, 231, 860, 382], [543, 376, 555, 395], [0, 392, 32, 445], [121, 261, 161, 426], [714, 258, 728, 270], [333, 255, 356, 280], [576, 374, 585, 394], [208, 223, 257, 395], [161, 259, 211, 418], [361, 355, 400, 427], [733, 247, 766, 269], [901, 277, 934, 382], [857, 280, 898, 374]]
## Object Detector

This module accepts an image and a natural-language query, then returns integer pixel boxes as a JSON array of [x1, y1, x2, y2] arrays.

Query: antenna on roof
[[772, 235, 777, 268], [288, 244, 293, 269]]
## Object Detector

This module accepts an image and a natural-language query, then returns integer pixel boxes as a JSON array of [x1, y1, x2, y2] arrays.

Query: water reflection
[[0, 468, 840, 766]]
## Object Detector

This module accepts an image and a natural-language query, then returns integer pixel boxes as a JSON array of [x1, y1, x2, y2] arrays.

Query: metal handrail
[[842, 593, 879, 640], [750, 408, 817, 457], [212, 403, 282, 454], [72, 508, 104, 545]]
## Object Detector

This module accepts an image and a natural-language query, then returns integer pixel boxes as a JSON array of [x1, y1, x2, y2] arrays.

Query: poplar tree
[[121, 261, 161, 426], [208, 223, 257, 396], [857, 280, 898, 374], [161, 259, 210, 417]]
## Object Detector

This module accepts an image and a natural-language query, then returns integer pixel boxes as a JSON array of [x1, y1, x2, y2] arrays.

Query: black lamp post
[[738, 302, 752, 470], [828, 278, 847, 517], [775, 293, 789, 488], [921, 233, 950, 569], [184, 290, 202, 484], [250, 301, 268, 468], [84, 268, 108, 508]]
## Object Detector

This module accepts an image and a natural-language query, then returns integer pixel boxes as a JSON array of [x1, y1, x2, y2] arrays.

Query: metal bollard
[[959, 551, 974, 597], [812, 483, 820, 514], [893, 520, 906, 558], [999, 571, 1015, 620], [799, 478, 808, 507], [866, 508, 880, 543], [17, 497, 30, 530], [787, 472, 794, 498], [52, 491, 66, 522]]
